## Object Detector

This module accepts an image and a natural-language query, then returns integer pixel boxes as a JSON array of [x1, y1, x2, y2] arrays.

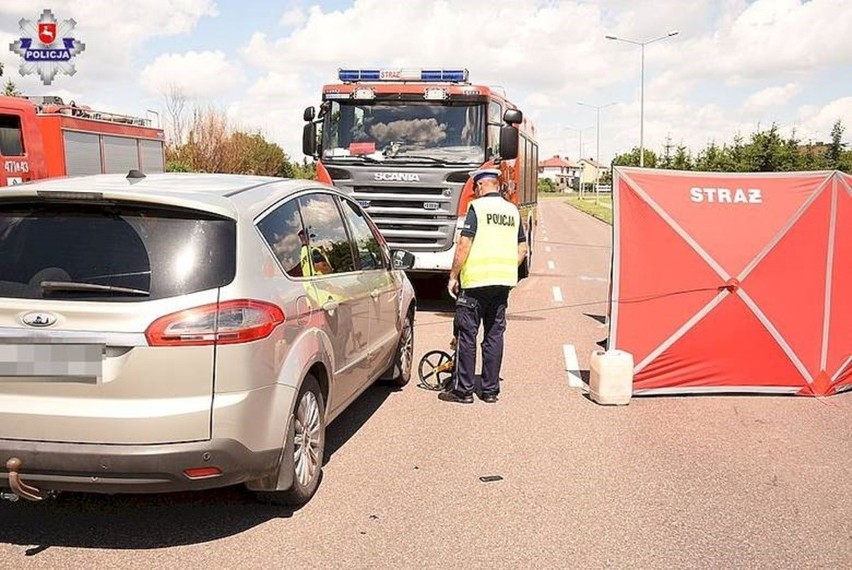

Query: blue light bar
[[337, 68, 469, 83], [339, 69, 381, 82], [420, 69, 468, 82]]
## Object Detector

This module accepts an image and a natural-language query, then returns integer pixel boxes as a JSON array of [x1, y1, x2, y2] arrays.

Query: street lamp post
[[563, 125, 593, 194], [605, 31, 679, 167], [145, 109, 160, 128], [577, 102, 616, 205]]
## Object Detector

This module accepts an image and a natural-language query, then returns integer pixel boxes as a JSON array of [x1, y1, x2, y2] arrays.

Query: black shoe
[[439, 390, 473, 404], [481, 392, 499, 403]]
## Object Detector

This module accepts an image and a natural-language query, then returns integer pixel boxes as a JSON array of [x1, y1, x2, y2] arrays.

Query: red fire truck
[[302, 68, 538, 276], [0, 95, 165, 187]]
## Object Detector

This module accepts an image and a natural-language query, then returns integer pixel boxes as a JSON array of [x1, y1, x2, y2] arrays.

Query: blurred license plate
[[0, 344, 103, 380]]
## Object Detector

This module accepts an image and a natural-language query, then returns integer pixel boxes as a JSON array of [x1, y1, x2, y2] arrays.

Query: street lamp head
[[668, 31, 679, 37], [605, 35, 617, 40]]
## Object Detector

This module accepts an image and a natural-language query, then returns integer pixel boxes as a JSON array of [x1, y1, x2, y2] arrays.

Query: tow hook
[[5, 457, 47, 502]]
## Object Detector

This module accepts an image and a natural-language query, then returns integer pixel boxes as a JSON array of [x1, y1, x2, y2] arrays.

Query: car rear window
[[0, 201, 236, 301]]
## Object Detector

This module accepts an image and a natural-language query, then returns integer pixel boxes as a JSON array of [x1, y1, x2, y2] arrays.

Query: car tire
[[383, 310, 414, 387], [256, 374, 325, 507]]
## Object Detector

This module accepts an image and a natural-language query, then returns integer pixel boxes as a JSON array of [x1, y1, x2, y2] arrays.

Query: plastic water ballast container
[[589, 349, 634, 405]]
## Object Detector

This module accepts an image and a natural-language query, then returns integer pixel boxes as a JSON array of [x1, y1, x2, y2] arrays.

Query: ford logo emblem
[[22, 312, 57, 327]]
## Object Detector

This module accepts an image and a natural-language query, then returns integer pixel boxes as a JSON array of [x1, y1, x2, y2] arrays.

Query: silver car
[[0, 172, 416, 506]]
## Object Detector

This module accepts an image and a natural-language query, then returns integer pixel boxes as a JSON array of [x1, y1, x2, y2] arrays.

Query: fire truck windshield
[[321, 101, 485, 164]]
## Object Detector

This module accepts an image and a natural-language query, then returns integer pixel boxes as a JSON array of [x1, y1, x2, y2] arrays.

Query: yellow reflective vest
[[460, 195, 521, 289]]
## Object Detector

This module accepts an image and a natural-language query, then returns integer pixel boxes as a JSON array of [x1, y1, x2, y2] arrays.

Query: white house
[[578, 158, 610, 189], [538, 155, 582, 192]]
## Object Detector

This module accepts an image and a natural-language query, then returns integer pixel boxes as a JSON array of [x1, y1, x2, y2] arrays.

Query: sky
[[1, 0, 850, 165]]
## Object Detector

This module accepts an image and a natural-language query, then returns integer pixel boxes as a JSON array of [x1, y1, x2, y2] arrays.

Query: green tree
[[612, 147, 657, 168], [659, 135, 674, 169], [695, 141, 724, 171], [231, 131, 288, 176], [538, 178, 556, 193], [827, 120, 846, 169], [745, 123, 787, 171], [3, 80, 21, 97], [672, 144, 692, 170], [727, 133, 747, 171], [838, 149, 852, 173]]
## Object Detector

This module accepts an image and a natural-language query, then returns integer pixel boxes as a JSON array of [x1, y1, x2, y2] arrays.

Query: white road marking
[[578, 275, 608, 282], [552, 286, 563, 303], [563, 344, 584, 389], [543, 236, 549, 242], [547, 260, 555, 270], [545, 246, 551, 253]]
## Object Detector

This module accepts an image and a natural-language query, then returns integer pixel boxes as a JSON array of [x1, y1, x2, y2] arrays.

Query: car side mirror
[[303, 106, 315, 122], [390, 249, 415, 270]]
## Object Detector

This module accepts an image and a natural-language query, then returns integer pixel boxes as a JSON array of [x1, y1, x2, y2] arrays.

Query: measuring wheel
[[418, 350, 454, 391]]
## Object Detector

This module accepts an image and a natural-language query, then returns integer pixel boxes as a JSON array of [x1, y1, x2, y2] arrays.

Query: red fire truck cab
[[0, 95, 165, 187]]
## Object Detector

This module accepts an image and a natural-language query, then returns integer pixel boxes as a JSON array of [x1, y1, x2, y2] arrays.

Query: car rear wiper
[[40, 281, 150, 296]]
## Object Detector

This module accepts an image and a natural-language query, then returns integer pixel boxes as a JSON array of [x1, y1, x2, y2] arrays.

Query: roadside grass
[[564, 194, 613, 225]]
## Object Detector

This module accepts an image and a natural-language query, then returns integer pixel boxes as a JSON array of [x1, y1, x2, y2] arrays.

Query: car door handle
[[322, 299, 339, 316]]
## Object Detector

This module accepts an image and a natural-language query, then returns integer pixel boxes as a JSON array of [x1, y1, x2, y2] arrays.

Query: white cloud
[[743, 83, 801, 115], [796, 97, 852, 143], [667, 0, 852, 82], [226, 71, 316, 160], [225, 0, 852, 162], [279, 7, 306, 28], [140, 51, 244, 98]]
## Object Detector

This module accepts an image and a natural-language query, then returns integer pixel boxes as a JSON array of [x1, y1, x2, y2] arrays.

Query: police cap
[[469, 168, 500, 184]]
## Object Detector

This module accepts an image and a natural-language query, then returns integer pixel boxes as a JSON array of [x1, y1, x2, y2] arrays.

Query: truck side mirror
[[302, 122, 317, 157], [503, 109, 522, 125], [499, 125, 519, 160], [303, 106, 315, 122]]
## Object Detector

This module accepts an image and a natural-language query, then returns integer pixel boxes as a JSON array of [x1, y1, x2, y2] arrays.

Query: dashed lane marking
[[563, 344, 584, 388], [552, 286, 563, 303], [547, 261, 555, 270]]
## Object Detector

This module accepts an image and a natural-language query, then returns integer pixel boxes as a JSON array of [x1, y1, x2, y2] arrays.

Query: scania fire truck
[[303, 68, 538, 276], [0, 95, 165, 187]]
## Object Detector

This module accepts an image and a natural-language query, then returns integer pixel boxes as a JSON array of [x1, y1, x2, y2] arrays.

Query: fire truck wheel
[[519, 220, 533, 280]]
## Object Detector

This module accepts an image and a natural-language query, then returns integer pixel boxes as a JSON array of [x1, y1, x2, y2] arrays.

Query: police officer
[[441, 168, 527, 404]]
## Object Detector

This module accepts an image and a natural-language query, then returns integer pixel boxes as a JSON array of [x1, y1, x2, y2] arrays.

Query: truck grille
[[350, 185, 457, 251]]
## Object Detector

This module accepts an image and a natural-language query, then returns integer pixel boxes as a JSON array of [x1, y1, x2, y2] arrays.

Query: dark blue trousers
[[453, 286, 510, 396]]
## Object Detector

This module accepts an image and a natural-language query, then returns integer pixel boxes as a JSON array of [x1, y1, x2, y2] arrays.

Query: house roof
[[539, 155, 572, 168], [579, 158, 604, 168]]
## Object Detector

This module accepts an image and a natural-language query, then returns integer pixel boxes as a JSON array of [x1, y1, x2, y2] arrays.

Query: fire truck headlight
[[352, 87, 375, 100], [424, 88, 448, 101]]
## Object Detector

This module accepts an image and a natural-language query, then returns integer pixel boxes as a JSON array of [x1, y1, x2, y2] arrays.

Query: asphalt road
[[1, 198, 850, 568]]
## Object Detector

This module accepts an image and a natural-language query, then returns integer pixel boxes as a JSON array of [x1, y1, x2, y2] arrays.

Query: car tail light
[[145, 299, 285, 347]]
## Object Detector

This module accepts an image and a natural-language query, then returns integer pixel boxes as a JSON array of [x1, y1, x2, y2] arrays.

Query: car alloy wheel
[[293, 390, 322, 488]]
